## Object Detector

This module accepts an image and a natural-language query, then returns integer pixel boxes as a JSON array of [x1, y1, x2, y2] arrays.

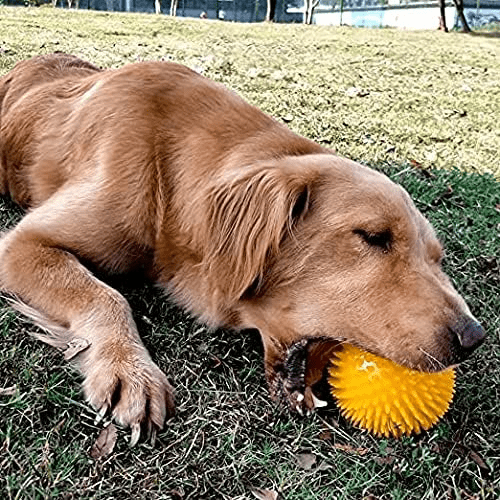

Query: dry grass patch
[[0, 6, 499, 176]]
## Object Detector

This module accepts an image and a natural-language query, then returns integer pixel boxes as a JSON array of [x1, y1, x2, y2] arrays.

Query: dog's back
[[0, 53, 101, 205]]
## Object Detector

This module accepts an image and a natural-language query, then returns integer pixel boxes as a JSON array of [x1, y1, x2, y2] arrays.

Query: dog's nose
[[453, 316, 486, 351]]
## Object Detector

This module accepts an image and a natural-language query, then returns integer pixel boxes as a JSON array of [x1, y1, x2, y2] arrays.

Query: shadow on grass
[[466, 31, 500, 38]]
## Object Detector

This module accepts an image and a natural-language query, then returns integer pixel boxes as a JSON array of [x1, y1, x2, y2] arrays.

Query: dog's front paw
[[268, 339, 328, 416], [81, 346, 174, 446], [281, 383, 328, 417], [287, 386, 328, 416]]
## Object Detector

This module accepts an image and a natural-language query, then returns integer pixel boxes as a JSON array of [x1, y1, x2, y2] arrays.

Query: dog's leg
[[0, 195, 174, 445]]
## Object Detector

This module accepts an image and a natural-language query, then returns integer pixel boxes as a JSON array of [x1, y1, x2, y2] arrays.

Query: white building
[[289, 0, 500, 29]]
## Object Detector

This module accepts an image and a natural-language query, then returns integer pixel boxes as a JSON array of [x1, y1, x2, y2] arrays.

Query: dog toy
[[328, 344, 455, 438]]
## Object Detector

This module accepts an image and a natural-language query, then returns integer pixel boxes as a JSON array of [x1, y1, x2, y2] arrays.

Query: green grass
[[0, 7, 499, 500]]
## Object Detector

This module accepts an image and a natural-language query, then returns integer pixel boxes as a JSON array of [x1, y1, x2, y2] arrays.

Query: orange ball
[[328, 344, 455, 438]]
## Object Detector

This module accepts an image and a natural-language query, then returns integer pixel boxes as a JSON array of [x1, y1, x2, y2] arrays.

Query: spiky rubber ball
[[328, 344, 455, 438]]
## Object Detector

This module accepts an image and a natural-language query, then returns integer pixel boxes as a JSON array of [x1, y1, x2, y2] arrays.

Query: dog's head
[[201, 153, 485, 376]]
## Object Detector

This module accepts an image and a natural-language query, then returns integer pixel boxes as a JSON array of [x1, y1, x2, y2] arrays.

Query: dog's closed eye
[[353, 228, 393, 253]]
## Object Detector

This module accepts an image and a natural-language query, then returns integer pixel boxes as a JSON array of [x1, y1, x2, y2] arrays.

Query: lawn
[[0, 6, 499, 500]]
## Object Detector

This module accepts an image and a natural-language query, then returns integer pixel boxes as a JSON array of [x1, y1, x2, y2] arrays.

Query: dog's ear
[[203, 162, 318, 302]]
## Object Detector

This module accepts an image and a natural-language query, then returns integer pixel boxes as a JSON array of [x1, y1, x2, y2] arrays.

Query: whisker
[[418, 347, 447, 371]]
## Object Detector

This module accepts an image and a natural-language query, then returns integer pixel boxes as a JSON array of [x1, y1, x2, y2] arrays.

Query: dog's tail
[[5, 295, 72, 349]]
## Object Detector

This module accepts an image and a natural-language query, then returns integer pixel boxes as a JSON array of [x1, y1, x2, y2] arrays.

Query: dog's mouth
[[284, 315, 486, 403], [283, 334, 460, 396]]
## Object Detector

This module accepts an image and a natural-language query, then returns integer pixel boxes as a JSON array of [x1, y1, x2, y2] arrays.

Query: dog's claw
[[146, 420, 158, 446], [130, 424, 141, 447], [311, 393, 328, 409], [149, 427, 157, 446], [94, 405, 108, 425]]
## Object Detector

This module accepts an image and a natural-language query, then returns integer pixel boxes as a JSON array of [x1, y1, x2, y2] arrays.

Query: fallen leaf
[[374, 455, 395, 465], [469, 450, 489, 471], [90, 423, 117, 459], [425, 150, 438, 163], [64, 338, 91, 361], [209, 354, 222, 369], [409, 160, 435, 178], [296, 452, 317, 470], [271, 70, 294, 82], [53, 419, 66, 433], [251, 487, 280, 500], [247, 67, 261, 78], [0, 385, 17, 396], [334, 443, 370, 455], [318, 430, 332, 441], [168, 490, 184, 500], [39, 441, 51, 473], [346, 87, 370, 97], [435, 441, 490, 473]]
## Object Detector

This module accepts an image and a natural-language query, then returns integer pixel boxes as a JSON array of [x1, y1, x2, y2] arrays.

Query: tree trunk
[[265, 0, 276, 21], [453, 0, 471, 32], [169, 0, 177, 16], [304, 0, 319, 24], [438, 0, 448, 31]]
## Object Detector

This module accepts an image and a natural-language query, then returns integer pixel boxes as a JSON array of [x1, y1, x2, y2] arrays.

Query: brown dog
[[0, 53, 485, 444]]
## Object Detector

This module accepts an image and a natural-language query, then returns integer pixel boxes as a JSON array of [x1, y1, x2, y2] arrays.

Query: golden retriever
[[0, 53, 485, 444]]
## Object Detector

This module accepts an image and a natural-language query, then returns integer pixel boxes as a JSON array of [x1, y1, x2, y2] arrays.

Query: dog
[[0, 53, 485, 445]]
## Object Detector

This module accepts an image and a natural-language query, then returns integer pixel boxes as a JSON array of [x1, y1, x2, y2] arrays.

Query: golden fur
[[0, 53, 485, 442]]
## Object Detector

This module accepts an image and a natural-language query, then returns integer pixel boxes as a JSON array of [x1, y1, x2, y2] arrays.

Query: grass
[[0, 6, 499, 500], [1, 5, 500, 177]]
